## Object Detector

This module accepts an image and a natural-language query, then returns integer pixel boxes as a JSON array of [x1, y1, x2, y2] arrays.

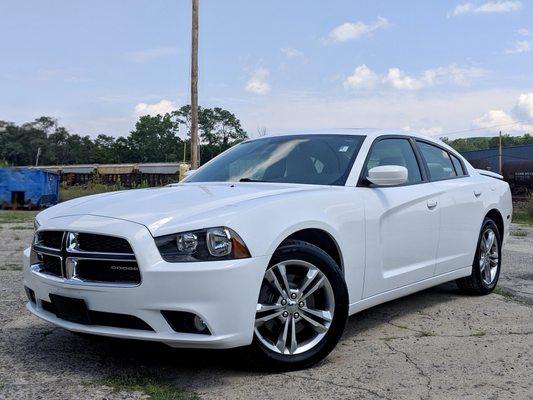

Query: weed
[[380, 336, 400, 341], [96, 373, 198, 400], [9, 225, 32, 230], [494, 287, 514, 298], [0, 211, 38, 224]]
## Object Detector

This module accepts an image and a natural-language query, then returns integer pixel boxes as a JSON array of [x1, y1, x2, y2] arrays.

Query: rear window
[[417, 141, 457, 180], [450, 154, 466, 176]]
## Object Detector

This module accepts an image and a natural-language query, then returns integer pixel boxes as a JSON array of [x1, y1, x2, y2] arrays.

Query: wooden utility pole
[[35, 147, 41, 166], [190, 0, 199, 169], [498, 130, 502, 175]]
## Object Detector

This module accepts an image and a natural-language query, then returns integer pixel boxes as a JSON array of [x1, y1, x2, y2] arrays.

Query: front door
[[360, 137, 440, 298]]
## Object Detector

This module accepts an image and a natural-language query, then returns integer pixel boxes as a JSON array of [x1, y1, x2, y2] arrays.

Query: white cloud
[[326, 17, 389, 42], [518, 28, 532, 36], [473, 109, 515, 128], [514, 93, 533, 118], [280, 47, 304, 58], [448, 1, 521, 17], [346, 64, 485, 91], [505, 40, 532, 54], [126, 47, 178, 63], [245, 68, 270, 95], [134, 99, 176, 116], [384, 68, 426, 90], [473, 92, 533, 132], [343, 64, 379, 89], [425, 64, 486, 85]]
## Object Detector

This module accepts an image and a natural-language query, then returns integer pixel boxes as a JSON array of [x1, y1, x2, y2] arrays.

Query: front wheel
[[250, 240, 348, 371], [456, 217, 502, 295]]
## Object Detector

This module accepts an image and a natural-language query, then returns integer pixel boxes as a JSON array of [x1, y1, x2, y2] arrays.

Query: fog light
[[160, 310, 212, 335], [193, 315, 207, 332]]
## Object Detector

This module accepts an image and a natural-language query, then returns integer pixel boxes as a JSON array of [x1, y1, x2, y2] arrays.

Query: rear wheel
[[250, 240, 348, 370], [456, 218, 501, 295]]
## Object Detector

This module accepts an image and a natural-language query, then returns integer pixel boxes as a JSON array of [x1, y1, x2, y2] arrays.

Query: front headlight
[[155, 227, 251, 262]]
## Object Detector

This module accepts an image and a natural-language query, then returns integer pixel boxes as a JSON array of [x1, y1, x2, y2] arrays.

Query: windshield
[[185, 134, 365, 186]]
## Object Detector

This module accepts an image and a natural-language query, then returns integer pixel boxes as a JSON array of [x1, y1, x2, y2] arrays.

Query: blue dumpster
[[0, 168, 59, 209]]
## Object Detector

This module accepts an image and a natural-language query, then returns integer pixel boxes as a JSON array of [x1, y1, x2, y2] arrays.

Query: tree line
[[2, 109, 532, 167], [442, 134, 533, 152], [0, 105, 248, 166]]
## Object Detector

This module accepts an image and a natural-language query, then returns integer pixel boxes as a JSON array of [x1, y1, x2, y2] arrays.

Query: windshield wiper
[[239, 178, 270, 183]]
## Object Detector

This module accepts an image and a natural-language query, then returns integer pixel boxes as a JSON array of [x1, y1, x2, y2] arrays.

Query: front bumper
[[23, 215, 268, 349]]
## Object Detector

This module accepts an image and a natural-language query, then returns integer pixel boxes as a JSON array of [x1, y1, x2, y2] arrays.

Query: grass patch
[[9, 225, 32, 230], [96, 373, 198, 400], [471, 331, 486, 337], [380, 336, 400, 341], [59, 179, 150, 202], [513, 196, 533, 226], [513, 211, 533, 226], [0, 263, 21, 271], [0, 211, 38, 224], [417, 330, 436, 337], [493, 287, 533, 307], [493, 287, 514, 298], [511, 230, 528, 237], [59, 183, 124, 202]]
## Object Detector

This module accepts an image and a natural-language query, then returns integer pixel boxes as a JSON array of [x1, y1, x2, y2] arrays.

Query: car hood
[[37, 182, 319, 236]]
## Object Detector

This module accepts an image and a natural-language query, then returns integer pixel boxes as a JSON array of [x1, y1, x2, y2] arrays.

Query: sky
[[1, 0, 533, 139]]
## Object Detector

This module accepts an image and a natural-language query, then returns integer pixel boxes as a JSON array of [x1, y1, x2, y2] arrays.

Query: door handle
[[474, 190, 482, 197], [427, 200, 438, 209]]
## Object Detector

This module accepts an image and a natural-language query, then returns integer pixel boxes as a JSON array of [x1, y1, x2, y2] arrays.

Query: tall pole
[[190, 0, 199, 169], [35, 147, 41, 166], [498, 130, 502, 175]]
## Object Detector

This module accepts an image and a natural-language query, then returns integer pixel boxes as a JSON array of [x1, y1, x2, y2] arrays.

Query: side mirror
[[367, 165, 408, 186]]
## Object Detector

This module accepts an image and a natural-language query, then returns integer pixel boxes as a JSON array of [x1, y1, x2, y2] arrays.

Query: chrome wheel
[[255, 260, 335, 355], [479, 227, 499, 286]]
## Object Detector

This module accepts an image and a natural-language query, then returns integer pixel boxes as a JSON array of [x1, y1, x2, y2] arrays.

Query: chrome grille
[[32, 231, 140, 285]]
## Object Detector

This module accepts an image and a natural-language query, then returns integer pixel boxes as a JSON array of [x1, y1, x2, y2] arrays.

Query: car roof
[[248, 128, 443, 144]]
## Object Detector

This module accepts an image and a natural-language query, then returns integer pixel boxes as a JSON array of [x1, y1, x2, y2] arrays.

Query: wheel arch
[[274, 227, 344, 273], [485, 208, 504, 238]]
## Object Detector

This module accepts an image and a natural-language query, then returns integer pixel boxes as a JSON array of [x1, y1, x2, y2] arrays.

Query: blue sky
[[1, 0, 532, 138]]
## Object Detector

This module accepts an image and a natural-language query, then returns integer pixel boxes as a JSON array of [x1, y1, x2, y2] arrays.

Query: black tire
[[456, 217, 502, 295], [249, 240, 348, 371]]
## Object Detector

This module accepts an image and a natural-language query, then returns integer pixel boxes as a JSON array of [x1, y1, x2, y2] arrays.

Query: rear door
[[360, 137, 441, 298], [415, 140, 485, 275]]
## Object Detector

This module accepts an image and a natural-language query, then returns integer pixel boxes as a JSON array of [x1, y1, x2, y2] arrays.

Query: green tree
[[128, 113, 183, 162]]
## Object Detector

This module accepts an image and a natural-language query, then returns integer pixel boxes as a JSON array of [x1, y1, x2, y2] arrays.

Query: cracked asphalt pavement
[[1, 219, 532, 399]]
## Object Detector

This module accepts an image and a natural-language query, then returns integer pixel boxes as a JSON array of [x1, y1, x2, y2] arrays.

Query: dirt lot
[[0, 214, 532, 400]]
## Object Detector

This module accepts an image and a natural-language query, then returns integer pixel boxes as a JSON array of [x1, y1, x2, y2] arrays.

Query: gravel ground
[[0, 218, 532, 400]]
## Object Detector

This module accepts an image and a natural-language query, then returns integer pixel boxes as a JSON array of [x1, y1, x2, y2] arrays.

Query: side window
[[365, 138, 422, 184], [450, 154, 466, 176], [417, 141, 457, 180]]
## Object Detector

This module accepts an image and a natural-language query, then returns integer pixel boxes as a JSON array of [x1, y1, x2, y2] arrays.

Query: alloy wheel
[[254, 260, 335, 355], [479, 227, 499, 286]]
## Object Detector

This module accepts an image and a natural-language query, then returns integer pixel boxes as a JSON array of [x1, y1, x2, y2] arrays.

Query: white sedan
[[23, 129, 512, 369]]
